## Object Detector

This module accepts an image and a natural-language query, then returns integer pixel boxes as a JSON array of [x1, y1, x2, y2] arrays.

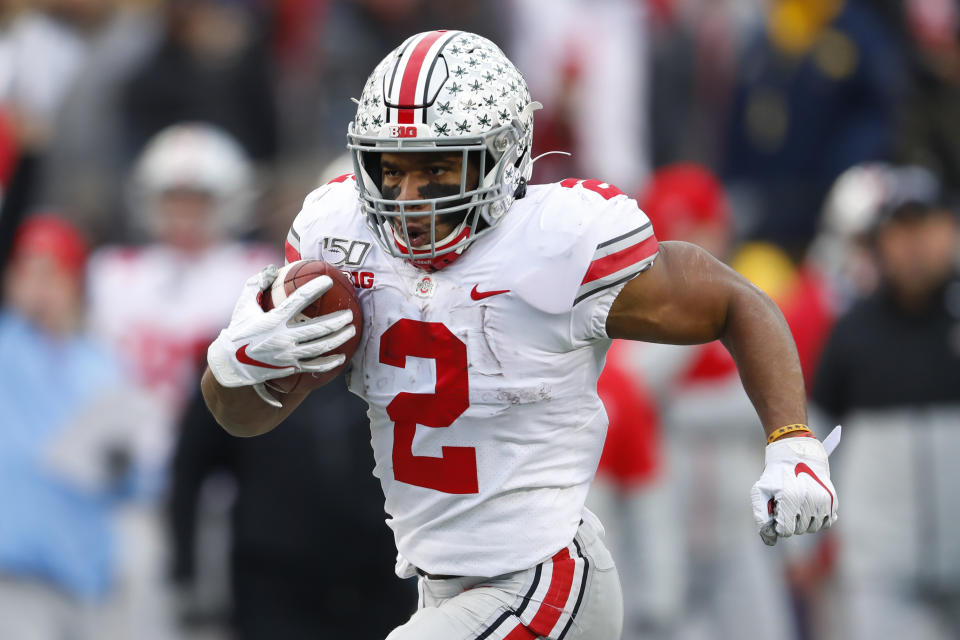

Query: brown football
[[259, 259, 362, 393]]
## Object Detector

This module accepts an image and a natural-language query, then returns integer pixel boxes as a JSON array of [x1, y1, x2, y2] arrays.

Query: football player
[[202, 31, 838, 639], [86, 122, 276, 638], [89, 122, 276, 432]]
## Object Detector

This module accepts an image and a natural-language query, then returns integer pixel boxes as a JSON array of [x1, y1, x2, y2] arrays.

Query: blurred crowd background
[[0, 0, 958, 639]]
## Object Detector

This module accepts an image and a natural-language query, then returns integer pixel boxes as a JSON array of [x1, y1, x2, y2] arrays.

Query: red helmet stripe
[[397, 30, 447, 124]]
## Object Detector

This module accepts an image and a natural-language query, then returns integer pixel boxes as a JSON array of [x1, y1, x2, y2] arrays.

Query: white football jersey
[[86, 242, 278, 464], [287, 175, 658, 578]]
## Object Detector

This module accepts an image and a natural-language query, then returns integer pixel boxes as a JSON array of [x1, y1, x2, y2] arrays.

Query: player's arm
[[202, 265, 355, 438], [607, 241, 837, 545], [200, 370, 308, 437], [606, 240, 805, 435]]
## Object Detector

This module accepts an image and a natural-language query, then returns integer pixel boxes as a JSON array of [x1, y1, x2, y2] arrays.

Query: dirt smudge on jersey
[[493, 383, 552, 405]]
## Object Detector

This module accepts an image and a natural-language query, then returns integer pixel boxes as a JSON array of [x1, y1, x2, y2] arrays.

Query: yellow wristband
[[767, 423, 813, 444]]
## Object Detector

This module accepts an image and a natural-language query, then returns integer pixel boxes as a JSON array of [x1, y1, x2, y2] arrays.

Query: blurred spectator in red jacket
[[589, 340, 673, 640]]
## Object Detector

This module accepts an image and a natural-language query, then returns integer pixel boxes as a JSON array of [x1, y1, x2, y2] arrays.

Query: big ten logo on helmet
[[389, 125, 418, 138]]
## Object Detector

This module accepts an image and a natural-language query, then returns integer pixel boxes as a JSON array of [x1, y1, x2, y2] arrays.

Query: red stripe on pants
[[503, 623, 537, 640], [527, 548, 575, 636]]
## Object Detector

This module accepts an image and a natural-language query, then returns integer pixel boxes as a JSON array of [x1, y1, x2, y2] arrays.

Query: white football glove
[[207, 264, 356, 390], [751, 429, 840, 546]]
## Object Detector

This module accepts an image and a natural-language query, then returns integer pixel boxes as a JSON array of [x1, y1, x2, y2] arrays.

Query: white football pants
[[386, 516, 623, 640]]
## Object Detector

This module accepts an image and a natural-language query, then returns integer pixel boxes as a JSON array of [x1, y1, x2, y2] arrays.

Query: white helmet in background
[[131, 122, 255, 241], [813, 162, 942, 305], [347, 30, 538, 271], [820, 162, 940, 238]]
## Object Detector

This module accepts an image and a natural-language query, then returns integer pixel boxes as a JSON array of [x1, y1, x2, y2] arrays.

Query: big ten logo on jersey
[[343, 269, 375, 289], [389, 125, 418, 138]]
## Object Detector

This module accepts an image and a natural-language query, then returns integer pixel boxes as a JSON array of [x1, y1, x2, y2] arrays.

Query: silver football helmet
[[131, 122, 255, 240], [347, 30, 537, 270]]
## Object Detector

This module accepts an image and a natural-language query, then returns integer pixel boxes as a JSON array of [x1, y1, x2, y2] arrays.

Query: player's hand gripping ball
[[260, 260, 362, 392]]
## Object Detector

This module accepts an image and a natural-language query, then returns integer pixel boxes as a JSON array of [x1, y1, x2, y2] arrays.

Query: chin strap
[[392, 220, 472, 271]]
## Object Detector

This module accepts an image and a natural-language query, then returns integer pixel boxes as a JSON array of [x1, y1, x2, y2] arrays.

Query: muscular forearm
[[200, 368, 306, 437], [720, 283, 807, 437]]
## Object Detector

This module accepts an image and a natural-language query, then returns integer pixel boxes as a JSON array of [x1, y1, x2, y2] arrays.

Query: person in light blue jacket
[[0, 214, 155, 639]]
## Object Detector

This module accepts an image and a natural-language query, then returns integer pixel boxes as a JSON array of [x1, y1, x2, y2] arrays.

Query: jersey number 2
[[379, 319, 478, 494]]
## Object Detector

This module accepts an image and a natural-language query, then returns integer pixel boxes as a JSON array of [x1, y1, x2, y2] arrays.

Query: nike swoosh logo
[[236, 344, 288, 369], [470, 285, 510, 300], [795, 462, 834, 513]]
